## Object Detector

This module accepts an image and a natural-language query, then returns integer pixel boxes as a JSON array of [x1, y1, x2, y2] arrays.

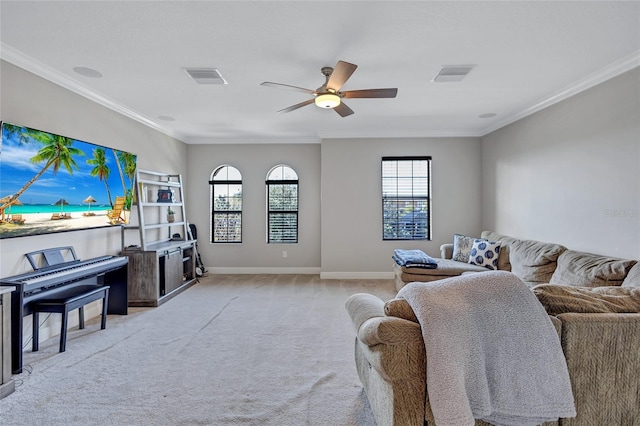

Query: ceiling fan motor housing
[[261, 60, 397, 117]]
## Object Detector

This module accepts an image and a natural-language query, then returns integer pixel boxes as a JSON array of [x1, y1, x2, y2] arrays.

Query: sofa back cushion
[[622, 262, 640, 288], [534, 284, 640, 314], [550, 250, 637, 287], [508, 239, 566, 286]]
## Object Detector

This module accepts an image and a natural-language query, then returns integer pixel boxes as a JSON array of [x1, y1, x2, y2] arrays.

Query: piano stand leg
[[60, 309, 68, 352], [32, 312, 40, 352], [79, 307, 85, 329]]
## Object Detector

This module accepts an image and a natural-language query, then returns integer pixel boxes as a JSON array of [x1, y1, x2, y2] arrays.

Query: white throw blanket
[[397, 271, 576, 426]]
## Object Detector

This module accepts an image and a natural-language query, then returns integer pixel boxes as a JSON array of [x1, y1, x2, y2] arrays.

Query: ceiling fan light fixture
[[315, 93, 341, 109]]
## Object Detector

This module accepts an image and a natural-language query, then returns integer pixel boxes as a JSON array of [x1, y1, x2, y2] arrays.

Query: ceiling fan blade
[[327, 60, 357, 92], [277, 98, 315, 113], [261, 82, 315, 94], [342, 88, 398, 98], [334, 102, 354, 117]]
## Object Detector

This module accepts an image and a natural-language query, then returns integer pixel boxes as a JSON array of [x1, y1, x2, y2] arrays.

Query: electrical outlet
[[282, 250, 287, 258]]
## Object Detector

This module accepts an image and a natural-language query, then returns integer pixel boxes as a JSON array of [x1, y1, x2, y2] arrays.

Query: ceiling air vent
[[184, 68, 228, 85], [432, 65, 476, 83]]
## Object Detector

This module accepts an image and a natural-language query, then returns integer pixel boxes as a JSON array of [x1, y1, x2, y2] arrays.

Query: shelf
[[143, 221, 187, 230], [126, 169, 191, 251], [139, 202, 182, 207], [138, 178, 181, 188], [122, 239, 194, 253], [121, 169, 197, 308]]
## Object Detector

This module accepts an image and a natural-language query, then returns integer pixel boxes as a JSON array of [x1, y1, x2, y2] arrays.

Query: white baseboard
[[319, 272, 395, 280], [205, 267, 392, 279], [207, 266, 321, 275]]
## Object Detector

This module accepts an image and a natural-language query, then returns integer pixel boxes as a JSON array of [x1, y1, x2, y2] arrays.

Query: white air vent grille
[[184, 68, 228, 85], [432, 65, 476, 83]]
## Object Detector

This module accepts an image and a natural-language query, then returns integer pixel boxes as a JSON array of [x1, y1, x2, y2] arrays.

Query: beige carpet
[[0, 274, 396, 425]]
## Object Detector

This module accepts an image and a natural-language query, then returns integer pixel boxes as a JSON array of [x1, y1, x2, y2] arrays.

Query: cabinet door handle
[[166, 248, 181, 257]]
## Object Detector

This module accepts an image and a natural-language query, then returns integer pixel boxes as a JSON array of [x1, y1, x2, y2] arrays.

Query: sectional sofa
[[349, 231, 640, 425], [394, 231, 637, 290]]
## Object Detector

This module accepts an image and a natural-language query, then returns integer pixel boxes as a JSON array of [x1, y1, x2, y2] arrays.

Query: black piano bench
[[32, 285, 110, 353]]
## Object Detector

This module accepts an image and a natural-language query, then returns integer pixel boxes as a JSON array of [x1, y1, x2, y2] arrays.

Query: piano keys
[[0, 249, 128, 374]]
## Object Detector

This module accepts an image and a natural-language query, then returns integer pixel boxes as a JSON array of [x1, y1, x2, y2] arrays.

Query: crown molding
[[316, 129, 482, 139], [183, 136, 321, 145], [0, 43, 187, 143], [480, 50, 640, 136], [3, 43, 637, 143]]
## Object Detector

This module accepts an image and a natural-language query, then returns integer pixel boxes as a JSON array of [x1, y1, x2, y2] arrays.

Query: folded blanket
[[393, 249, 438, 269], [398, 271, 575, 426], [533, 284, 640, 315]]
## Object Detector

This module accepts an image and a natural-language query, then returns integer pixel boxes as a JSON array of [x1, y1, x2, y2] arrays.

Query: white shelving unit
[[120, 169, 197, 307]]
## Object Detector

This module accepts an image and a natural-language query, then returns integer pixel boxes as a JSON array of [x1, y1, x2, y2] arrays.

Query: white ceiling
[[1, 1, 639, 144]]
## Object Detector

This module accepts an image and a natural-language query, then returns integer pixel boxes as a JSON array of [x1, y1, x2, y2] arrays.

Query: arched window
[[266, 165, 298, 243], [210, 165, 242, 243]]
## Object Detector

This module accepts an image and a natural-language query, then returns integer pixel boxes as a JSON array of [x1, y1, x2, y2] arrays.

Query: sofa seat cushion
[[622, 262, 640, 288], [550, 250, 637, 287], [533, 284, 640, 315], [394, 259, 488, 280], [507, 239, 567, 286]]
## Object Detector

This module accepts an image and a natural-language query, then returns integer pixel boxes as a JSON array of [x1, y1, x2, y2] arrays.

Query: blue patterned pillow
[[468, 239, 502, 270]]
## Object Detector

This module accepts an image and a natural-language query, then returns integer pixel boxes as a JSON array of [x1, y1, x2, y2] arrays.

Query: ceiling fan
[[261, 60, 398, 117]]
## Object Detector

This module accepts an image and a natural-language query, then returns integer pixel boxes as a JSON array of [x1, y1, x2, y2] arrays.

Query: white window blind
[[382, 156, 431, 240], [266, 165, 298, 243], [210, 165, 242, 243]]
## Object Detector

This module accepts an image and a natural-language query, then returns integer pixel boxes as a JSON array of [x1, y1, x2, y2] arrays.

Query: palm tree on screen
[[118, 151, 137, 209], [87, 147, 114, 208], [113, 149, 127, 197], [0, 124, 83, 219]]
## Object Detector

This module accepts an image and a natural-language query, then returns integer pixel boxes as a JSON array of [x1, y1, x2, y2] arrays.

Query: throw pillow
[[452, 234, 477, 263], [468, 239, 501, 270]]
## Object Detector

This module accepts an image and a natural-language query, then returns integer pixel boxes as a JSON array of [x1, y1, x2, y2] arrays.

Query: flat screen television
[[0, 121, 137, 239]]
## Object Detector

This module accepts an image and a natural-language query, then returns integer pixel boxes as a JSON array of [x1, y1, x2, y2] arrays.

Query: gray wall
[[185, 143, 322, 273], [3, 59, 638, 282], [320, 137, 482, 278], [481, 67, 640, 259], [0, 60, 189, 342], [185, 138, 482, 278], [0, 61, 188, 277]]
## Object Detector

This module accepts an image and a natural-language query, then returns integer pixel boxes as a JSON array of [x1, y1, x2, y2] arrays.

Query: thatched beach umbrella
[[53, 198, 69, 213], [0, 196, 22, 222], [83, 195, 97, 214]]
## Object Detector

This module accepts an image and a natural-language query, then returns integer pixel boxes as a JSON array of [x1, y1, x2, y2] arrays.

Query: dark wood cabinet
[[122, 242, 195, 307]]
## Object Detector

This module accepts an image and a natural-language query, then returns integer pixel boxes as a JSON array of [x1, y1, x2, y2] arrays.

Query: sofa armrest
[[557, 313, 640, 425], [440, 243, 453, 259], [346, 293, 425, 381], [345, 293, 386, 331], [358, 316, 423, 347], [346, 293, 422, 346]]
